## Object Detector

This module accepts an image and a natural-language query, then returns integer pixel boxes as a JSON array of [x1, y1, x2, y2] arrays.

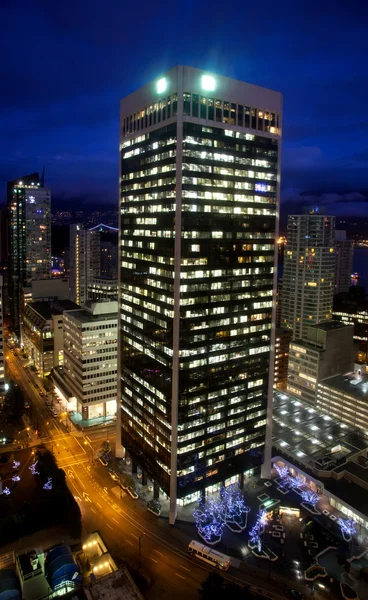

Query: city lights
[[29, 460, 40, 475], [337, 517, 356, 541], [43, 477, 53, 490]]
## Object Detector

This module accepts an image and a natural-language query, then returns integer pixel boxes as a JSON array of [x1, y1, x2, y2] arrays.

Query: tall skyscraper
[[335, 230, 354, 294], [69, 225, 100, 305], [281, 209, 335, 339], [7, 173, 51, 341], [118, 66, 282, 523]]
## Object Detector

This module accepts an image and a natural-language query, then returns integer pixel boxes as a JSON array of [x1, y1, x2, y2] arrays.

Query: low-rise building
[[22, 300, 79, 377], [23, 278, 71, 304], [287, 321, 354, 405], [317, 372, 368, 433], [63, 300, 117, 421], [274, 327, 292, 390]]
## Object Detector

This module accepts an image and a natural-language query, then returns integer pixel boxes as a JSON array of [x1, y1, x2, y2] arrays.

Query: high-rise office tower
[[7, 173, 51, 341], [69, 225, 100, 305], [281, 209, 335, 340], [118, 66, 282, 523], [335, 230, 354, 294]]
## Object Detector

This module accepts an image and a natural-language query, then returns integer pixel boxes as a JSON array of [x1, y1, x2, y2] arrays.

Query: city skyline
[[1, 1, 367, 216]]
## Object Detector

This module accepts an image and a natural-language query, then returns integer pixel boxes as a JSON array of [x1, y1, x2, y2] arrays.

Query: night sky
[[1, 0, 367, 216]]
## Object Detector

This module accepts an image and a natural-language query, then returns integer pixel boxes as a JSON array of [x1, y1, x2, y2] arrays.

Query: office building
[[63, 301, 117, 421], [69, 225, 100, 305], [333, 286, 368, 343], [335, 230, 354, 294], [281, 209, 335, 339], [23, 278, 71, 305], [317, 372, 368, 433], [7, 173, 52, 340], [118, 66, 282, 522], [0, 206, 9, 319], [287, 321, 354, 405], [22, 299, 79, 377], [0, 275, 5, 402], [274, 327, 293, 390], [273, 390, 368, 531], [87, 276, 118, 301]]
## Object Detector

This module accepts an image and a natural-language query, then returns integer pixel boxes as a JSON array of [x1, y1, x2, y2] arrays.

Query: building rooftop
[[28, 300, 80, 320], [310, 320, 350, 331], [83, 566, 144, 600], [272, 391, 368, 474], [65, 301, 118, 324], [320, 372, 368, 402]]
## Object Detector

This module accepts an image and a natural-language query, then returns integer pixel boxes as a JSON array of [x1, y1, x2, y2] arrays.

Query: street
[[5, 351, 291, 600]]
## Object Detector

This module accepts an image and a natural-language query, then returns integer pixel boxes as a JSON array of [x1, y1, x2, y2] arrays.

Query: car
[[48, 405, 54, 412], [52, 411, 58, 418], [290, 591, 303, 600], [34, 383, 39, 389], [13, 351, 17, 357], [39, 391, 44, 397]]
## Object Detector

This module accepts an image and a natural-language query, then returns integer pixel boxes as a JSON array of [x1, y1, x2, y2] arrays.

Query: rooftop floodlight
[[201, 75, 215, 91], [157, 77, 167, 94]]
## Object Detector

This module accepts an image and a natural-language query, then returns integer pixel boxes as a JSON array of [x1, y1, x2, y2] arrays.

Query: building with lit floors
[[22, 299, 79, 377], [69, 224, 100, 305], [287, 321, 354, 405], [274, 327, 292, 390], [7, 172, 51, 340], [335, 230, 354, 294], [87, 276, 118, 301], [281, 209, 335, 340], [63, 300, 117, 422], [118, 66, 282, 523]]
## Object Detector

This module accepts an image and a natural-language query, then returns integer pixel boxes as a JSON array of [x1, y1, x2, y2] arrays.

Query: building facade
[[287, 321, 354, 405], [22, 300, 79, 377], [335, 230, 354, 295], [118, 66, 282, 522], [87, 276, 118, 301], [63, 301, 117, 421], [274, 327, 293, 390], [7, 173, 51, 340], [281, 209, 335, 340], [69, 225, 100, 305], [317, 373, 368, 433]]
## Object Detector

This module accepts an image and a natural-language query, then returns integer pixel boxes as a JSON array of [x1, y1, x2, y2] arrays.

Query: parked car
[[34, 383, 39, 389], [39, 391, 44, 397], [51, 409, 58, 417]]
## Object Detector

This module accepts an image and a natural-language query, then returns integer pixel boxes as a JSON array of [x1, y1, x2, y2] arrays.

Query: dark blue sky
[[1, 0, 368, 216]]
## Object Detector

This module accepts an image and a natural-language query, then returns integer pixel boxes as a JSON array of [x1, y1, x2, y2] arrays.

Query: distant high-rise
[[335, 230, 354, 294], [7, 173, 51, 340], [69, 225, 100, 305], [281, 209, 335, 339], [118, 66, 282, 523]]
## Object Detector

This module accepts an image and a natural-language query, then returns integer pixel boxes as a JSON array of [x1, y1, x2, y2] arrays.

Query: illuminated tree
[[288, 474, 304, 489], [249, 510, 267, 551], [194, 496, 225, 544], [221, 484, 250, 526], [274, 464, 289, 480], [43, 477, 53, 490], [338, 518, 356, 540], [301, 490, 319, 506], [194, 484, 249, 543]]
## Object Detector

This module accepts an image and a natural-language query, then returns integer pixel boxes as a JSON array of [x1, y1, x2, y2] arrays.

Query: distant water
[[352, 247, 368, 291]]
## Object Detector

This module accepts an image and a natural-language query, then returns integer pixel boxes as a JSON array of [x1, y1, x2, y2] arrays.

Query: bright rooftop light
[[201, 74, 215, 91], [156, 77, 167, 94]]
